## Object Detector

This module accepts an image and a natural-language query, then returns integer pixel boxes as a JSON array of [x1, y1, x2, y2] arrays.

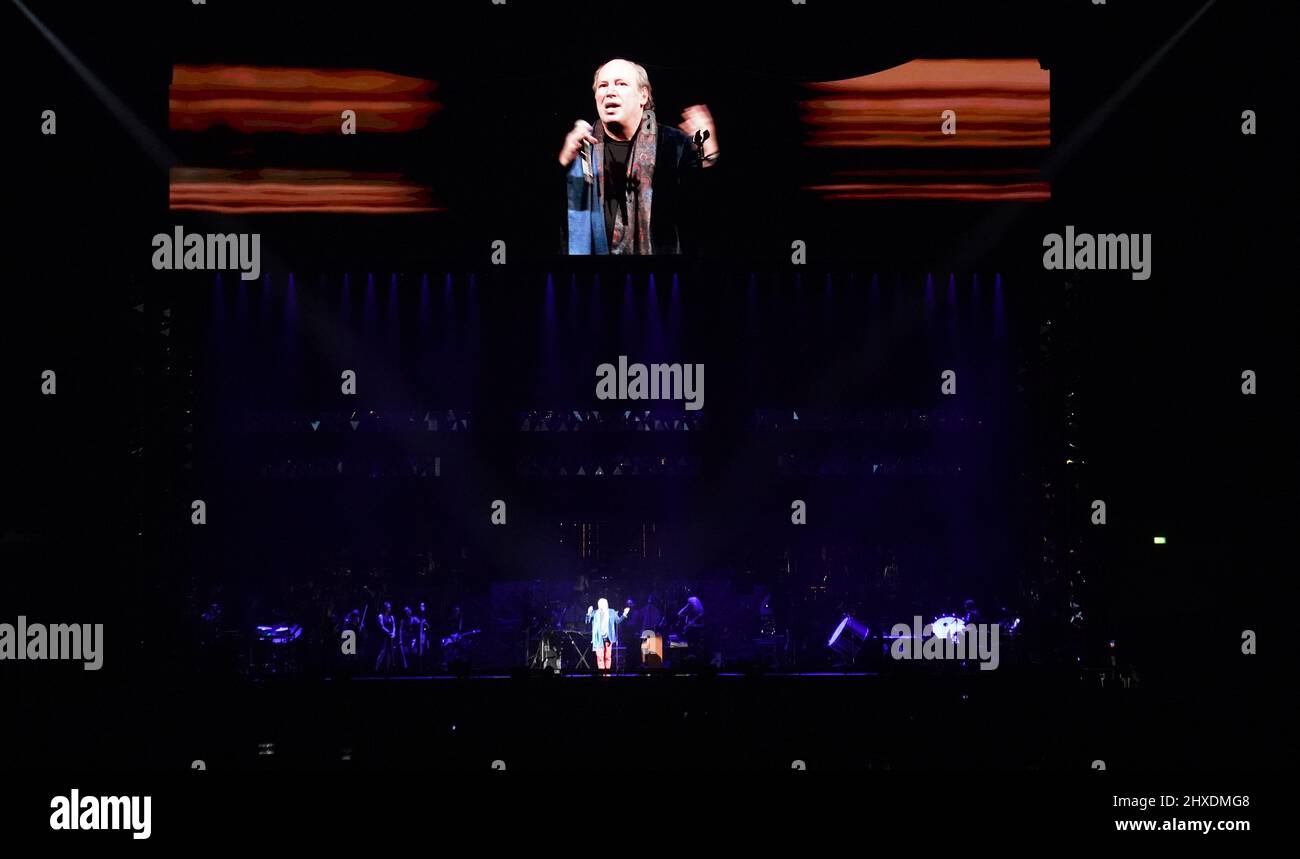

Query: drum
[[255, 624, 302, 645], [930, 615, 967, 642], [827, 615, 871, 661]]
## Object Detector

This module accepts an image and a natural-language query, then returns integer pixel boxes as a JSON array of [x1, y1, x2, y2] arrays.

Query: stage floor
[[346, 671, 879, 680], [11, 662, 1285, 772]]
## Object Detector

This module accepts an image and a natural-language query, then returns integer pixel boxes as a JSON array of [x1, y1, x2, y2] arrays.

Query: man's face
[[594, 61, 646, 130]]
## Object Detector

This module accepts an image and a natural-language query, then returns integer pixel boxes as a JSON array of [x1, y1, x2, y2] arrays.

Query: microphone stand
[[692, 129, 711, 162]]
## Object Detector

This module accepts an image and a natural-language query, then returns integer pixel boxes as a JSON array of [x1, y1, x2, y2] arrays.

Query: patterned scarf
[[566, 109, 658, 255]]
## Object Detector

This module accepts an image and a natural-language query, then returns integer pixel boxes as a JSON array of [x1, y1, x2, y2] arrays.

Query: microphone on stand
[[692, 128, 710, 162]]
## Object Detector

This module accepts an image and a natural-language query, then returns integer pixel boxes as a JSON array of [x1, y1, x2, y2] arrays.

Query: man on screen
[[559, 58, 719, 255]]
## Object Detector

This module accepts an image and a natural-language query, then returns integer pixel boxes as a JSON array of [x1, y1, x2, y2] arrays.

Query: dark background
[[2, 0, 1294, 772]]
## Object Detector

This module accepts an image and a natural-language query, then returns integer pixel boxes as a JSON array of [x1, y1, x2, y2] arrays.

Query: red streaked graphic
[[806, 168, 1050, 202], [170, 168, 442, 214], [170, 64, 441, 134], [169, 64, 441, 213], [801, 59, 1049, 149], [800, 59, 1050, 202]]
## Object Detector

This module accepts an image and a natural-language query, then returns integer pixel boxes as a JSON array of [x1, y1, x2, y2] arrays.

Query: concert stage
[[5, 1, 1289, 842]]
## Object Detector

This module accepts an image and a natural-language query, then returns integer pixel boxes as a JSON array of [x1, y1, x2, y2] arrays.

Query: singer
[[560, 58, 718, 255], [585, 598, 630, 671]]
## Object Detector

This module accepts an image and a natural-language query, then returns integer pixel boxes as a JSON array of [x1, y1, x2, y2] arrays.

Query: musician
[[440, 604, 470, 668], [677, 595, 704, 628], [446, 604, 464, 636], [623, 599, 642, 641], [338, 607, 363, 636], [641, 594, 664, 634], [333, 607, 362, 674], [757, 588, 777, 636], [400, 606, 419, 671], [416, 601, 431, 664], [560, 58, 718, 255], [585, 597, 630, 671], [571, 573, 590, 609], [676, 595, 705, 648], [881, 555, 900, 590], [375, 601, 403, 672]]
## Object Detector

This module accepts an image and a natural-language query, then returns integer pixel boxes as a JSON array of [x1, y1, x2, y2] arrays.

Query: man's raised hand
[[560, 120, 599, 167]]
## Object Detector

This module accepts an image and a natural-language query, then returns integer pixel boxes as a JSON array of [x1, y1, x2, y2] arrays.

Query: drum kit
[[929, 615, 967, 642], [256, 623, 303, 645], [250, 623, 303, 674]]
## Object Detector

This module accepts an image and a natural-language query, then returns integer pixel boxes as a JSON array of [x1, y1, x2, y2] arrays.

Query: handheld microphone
[[575, 120, 594, 180]]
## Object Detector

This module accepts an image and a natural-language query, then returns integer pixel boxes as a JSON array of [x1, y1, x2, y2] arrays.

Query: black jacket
[[561, 124, 713, 256]]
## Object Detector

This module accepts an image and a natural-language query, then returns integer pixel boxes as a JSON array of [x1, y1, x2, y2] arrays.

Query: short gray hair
[[592, 59, 654, 110]]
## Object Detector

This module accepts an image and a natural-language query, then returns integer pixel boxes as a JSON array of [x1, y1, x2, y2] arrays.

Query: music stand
[[563, 630, 591, 671]]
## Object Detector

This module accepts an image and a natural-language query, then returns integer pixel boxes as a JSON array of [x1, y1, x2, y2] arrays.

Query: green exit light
[[1153, 536, 1167, 545]]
